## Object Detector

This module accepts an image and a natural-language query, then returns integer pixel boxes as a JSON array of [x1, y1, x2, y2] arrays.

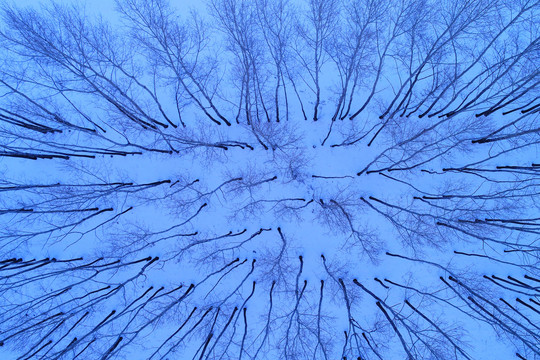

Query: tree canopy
[[0, 0, 539, 359]]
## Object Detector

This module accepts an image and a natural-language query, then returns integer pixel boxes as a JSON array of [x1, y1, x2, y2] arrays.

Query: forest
[[0, 0, 539, 358]]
